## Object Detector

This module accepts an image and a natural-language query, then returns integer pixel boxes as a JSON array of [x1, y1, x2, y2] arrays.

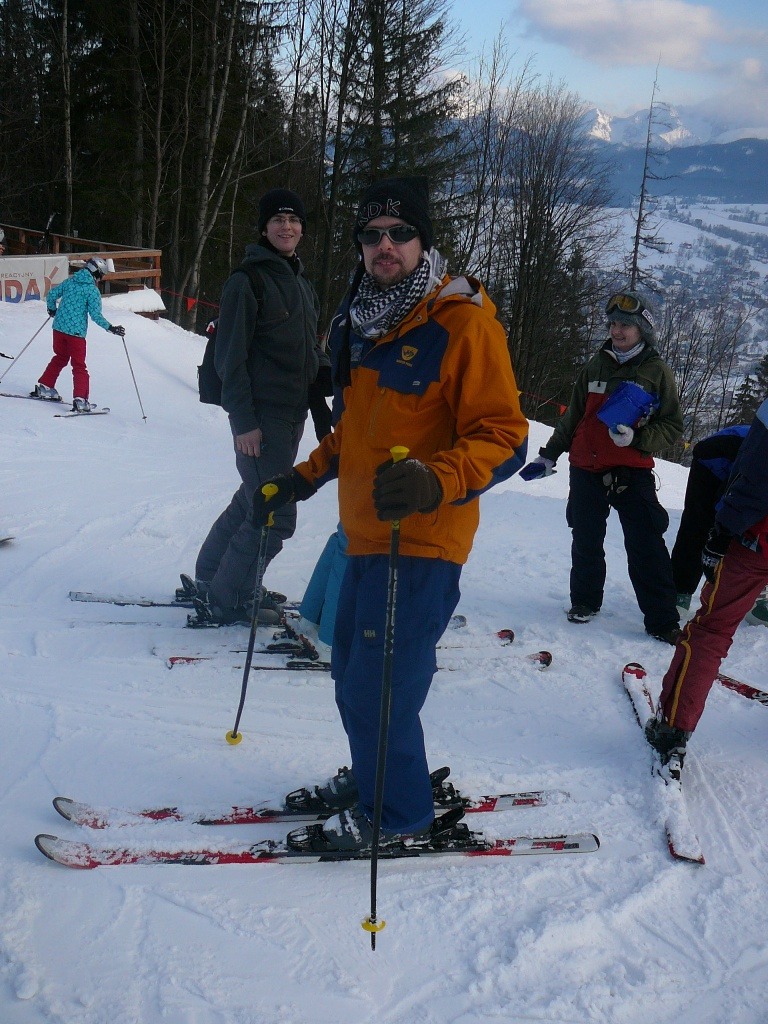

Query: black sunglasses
[[357, 224, 420, 246]]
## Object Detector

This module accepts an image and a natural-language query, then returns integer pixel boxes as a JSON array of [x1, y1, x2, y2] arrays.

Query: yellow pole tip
[[390, 446, 409, 462], [262, 482, 279, 498], [225, 730, 243, 745], [361, 917, 386, 933]]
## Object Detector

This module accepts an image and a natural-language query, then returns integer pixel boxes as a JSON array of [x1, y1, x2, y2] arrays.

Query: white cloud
[[517, 0, 725, 71]]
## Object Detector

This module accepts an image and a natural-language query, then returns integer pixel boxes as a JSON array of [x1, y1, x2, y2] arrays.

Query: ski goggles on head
[[605, 293, 644, 316], [356, 224, 420, 246]]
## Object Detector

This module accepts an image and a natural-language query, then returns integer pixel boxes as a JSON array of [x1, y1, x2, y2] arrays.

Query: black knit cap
[[354, 176, 433, 251], [258, 188, 306, 232]]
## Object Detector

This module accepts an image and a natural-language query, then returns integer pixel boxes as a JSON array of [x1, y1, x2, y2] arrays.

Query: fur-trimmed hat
[[258, 189, 306, 232], [354, 176, 433, 251]]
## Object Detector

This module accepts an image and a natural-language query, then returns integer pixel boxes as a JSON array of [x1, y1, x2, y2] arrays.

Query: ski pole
[[363, 444, 409, 950], [226, 482, 278, 745], [0, 318, 50, 385], [121, 336, 148, 422]]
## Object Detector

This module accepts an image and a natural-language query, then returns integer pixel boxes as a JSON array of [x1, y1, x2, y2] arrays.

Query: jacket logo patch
[[398, 345, 417, 366]]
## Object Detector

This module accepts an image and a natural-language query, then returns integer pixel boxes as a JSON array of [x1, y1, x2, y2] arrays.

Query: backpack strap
[[230, 264, 264, 310]]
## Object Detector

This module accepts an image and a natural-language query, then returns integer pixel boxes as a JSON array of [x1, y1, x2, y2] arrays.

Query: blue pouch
[[597, 380, 659, 432]]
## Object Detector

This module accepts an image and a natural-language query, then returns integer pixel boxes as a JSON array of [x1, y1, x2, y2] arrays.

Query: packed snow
[[1, 297, 767, 1024]]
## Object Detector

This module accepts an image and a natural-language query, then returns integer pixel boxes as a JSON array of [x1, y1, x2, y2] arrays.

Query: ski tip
[[52, 797, 75, 821], [35, 834, 62, 863], [668, 838, 705, 865], [528, 650, 553, 669], [622, 662, 647, 681]]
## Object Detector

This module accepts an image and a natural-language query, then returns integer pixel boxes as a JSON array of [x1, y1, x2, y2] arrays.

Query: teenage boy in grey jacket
[[188, 189, 320, 626]]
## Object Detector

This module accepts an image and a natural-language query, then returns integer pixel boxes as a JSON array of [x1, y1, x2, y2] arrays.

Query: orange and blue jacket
[[295, 275, 528, 564]]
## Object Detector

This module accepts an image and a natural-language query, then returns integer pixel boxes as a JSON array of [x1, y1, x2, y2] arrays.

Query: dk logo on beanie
[[355, 176, 433, 251]]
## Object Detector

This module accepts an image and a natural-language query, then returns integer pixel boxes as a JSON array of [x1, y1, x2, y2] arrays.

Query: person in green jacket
[[520, 291, 683, 644]]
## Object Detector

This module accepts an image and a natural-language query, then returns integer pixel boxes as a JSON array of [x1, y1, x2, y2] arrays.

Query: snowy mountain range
[[583, 106, 768, 149], [583, 106, 768, 205]]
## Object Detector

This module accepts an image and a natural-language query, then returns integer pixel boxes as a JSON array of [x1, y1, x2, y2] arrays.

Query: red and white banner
[[0, 256, 69, 304]]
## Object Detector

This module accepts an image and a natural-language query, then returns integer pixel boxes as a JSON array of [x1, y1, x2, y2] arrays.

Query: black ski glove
[[701, 526, 733, 584], [252, 469, 316, 527], [372, 457, 442, 521], [108, 324, 125, 336]]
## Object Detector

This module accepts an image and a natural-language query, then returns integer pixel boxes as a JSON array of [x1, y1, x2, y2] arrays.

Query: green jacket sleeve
[[631, 360, 684, 454]]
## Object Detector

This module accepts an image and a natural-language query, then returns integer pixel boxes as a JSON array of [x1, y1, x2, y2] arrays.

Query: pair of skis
[[36, 768, 597, 868]]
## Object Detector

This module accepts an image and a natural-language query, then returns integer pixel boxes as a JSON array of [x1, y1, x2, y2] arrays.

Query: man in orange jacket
[[253, 176, 528, 852]]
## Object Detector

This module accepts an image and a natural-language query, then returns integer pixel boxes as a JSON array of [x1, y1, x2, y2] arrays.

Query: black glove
[[701, 527, 732, 584], [108, 325, 125, 337], [252, 469, 316, 527], [313, 364, 333, 397], [372, 458, 442, 521]]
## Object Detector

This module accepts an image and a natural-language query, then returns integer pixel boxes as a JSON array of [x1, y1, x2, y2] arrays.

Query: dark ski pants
[[331, 553, 461, 835], [566, 466, 678, 633], [195, 413, 304, 610], [670, 459, 723, 596], [660, 540, 768, 732], [40, 330, 89, 399]]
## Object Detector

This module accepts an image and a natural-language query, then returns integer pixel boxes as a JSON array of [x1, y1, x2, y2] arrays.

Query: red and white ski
[[622, 663, 704, 864], [51, 776, 572, 829], [717, 672, 768, 708], [35, 827, 599, 868]]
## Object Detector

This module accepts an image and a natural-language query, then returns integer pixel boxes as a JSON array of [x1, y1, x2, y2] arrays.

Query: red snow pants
[[658, 539, 768, 732], [39, 330, 89, 400]]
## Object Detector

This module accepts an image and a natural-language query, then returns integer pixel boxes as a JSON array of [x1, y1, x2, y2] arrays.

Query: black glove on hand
[[108, 324, 125, 336], [372, 458, 442, 522], [252, 469, 316, 527], [701, 527, 732, 584], [313, 364, 333, 397]]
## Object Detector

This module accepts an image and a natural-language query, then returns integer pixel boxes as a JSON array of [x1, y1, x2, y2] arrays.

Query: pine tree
[[728, 353, 768, 424]]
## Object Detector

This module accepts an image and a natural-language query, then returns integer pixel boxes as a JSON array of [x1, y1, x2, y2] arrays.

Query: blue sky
[[449, 0, 768, 127]]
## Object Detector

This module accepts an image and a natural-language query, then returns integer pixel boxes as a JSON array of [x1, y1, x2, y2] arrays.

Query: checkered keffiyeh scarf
[[349, 248, 447, 340]]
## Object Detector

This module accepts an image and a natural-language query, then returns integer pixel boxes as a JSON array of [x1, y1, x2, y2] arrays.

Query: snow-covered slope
[[1, 299, 767, 1024]]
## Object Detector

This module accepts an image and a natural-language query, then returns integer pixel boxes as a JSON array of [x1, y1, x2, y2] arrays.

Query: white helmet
[[85, 256, 109, 279], [0, 228, 5, 244]]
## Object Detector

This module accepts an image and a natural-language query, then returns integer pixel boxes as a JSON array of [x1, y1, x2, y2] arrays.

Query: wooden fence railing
[[0, 224, 161, 293]]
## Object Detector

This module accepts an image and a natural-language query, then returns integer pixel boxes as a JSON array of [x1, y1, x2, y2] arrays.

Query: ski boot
[[286, 804, 466, 853], [645, 715, 691, 783], [284, 765, 359, 815], [31, 383, 62, 402], [567, 604, 598, 623]]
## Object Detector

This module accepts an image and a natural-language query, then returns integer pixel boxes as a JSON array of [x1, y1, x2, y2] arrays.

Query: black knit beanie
[[258, 189, 306, 232], [354, 176, 433, 251]]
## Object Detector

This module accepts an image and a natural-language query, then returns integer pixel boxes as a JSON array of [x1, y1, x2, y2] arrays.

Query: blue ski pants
[[331, 553, 461, 834]]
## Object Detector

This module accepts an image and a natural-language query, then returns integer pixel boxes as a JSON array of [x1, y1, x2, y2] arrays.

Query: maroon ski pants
[[659, 540, 768, 732]]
